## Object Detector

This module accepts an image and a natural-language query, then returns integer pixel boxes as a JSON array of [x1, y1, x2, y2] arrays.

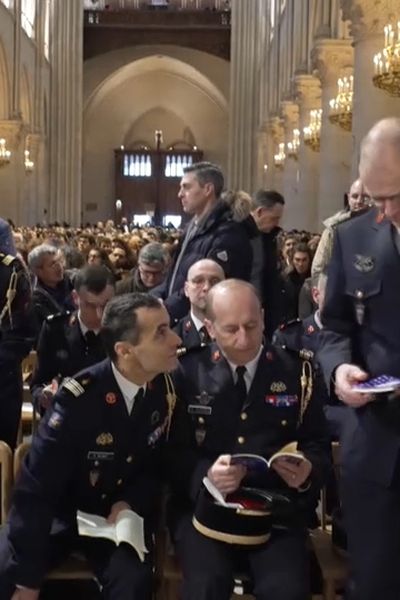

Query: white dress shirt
[[111, 362, 146, 415], [225, 345, 263, 393]]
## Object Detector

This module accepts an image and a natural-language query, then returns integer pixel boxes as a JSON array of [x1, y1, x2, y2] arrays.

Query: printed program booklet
[[230, 442, 306, 471]]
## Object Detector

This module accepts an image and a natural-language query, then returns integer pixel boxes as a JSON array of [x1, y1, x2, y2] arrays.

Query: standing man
[[30, 265, 115, 411], [170, 280, 330, 600], [249, 190, 285, 339], [318, 117, 400, 600], [174, 258, 225, 351], [154, 162, 253, 322], [0, 293, 181, 600]]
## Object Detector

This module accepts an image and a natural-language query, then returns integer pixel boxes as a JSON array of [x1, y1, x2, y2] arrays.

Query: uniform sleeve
[[6, 391, 84, 588], [318, 229, 355, 387], [30, 320, 58, 405]]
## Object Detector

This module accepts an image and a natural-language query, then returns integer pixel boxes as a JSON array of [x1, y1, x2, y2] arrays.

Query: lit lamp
[[0, 138, 11, 167], [329, 76, 353, 131], [373, 22, 400, 97], [24, 149, 34, 173], [273, 142, 286, 169], [303, 109, 322, 152], [115, 199, 122, 211], [287, 128, 300, 160]]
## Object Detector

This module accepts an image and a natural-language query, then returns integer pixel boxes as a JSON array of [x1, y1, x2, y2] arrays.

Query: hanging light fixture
[[329, 76, 353, 132], [303, 109, 322, 152], [273, 142, 286, 169], [287, 129, 300, 160], [373, 22, 400, 97], [0, 138, 11, 167], [24, 149, 34, 173]]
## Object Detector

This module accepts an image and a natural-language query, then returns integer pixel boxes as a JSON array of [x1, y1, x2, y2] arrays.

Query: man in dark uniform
[[0, 219, 34, 448], [0, 293, 181, 600], [318, 118, 400, 600], [174, 258, 224, 351], [170, 280, 330, 600], [31, 264, 115, 411]]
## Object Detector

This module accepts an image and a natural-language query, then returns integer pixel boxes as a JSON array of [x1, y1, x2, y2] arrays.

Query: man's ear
[[204, 318, 215, 340], [114, 340, 134, 361], [71, 289, 79, 309]]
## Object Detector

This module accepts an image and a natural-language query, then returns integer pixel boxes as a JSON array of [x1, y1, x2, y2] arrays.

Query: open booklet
[[77, 509, 148, 562], [230, 442, 306, 472]]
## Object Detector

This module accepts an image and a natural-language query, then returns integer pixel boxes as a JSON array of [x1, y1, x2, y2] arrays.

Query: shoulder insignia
[[216, 250, 228, 262], [177, 343, 206, 358], [279, 318, 301, 331], [1, 254, 16, 266], [61, 377, 85, 397]]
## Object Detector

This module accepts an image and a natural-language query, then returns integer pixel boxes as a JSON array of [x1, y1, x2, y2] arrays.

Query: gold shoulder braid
[[299, 358, 313, 426], [0, 266, 18, 328], [164, 372, 177, 439]]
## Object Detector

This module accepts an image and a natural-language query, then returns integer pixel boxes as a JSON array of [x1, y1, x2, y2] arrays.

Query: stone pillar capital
[[311, 39, 354, 85], [340, 0, 399, 42], [268, 116, 285, 143], [0, 120, 25, 150], [294, 75, 322, 109], [280, 101, 299, 130]]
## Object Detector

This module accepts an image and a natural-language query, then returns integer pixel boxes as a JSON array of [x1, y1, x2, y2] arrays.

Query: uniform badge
[[270, 381, 287, 393], [105, 392, 117, 405], [265, 351, 274, 361], [89, 470, 99, 487], [212, 350, 221, 362], [216, 250, 228, 262], [151, 410, 160, 425], [265, 394, 298, 407], [196, 391, 214, 405], [48, 411, 63, 429], [96, 432, 113, 446], [307, 325, 315, 334], [185, 320, 192, 331], [354, 254, 375, 273]]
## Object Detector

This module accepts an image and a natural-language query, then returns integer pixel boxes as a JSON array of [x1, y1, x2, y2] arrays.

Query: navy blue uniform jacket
[[6, 359, 171, 588], [318, 208, 400, 485]]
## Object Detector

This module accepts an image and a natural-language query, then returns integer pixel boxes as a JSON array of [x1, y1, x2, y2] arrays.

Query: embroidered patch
[[105, 392, 117, 405], [354, 254, 375, 273]]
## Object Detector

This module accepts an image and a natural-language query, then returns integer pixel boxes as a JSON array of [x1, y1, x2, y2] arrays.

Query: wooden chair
[[310, 442, 348, 600], [0, 441, 13, 525], [13, 442, 94, 582], [19, 351, 39, 443]]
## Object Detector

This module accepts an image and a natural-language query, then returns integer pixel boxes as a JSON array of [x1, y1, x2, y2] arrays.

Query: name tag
[[87, 451, 115, 461], [265, 394, 298, 407], [188, 404, 212, 416]]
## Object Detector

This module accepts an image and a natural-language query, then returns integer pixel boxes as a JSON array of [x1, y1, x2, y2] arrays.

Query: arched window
[[21, 0, 36, 38], [43, 0, 50, 59]]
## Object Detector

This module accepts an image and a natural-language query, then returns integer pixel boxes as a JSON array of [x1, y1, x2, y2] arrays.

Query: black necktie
[[235, 365, 247, 408], [199, 326, 210, 344], [85, 330, 98, 348], [134, 387, 144, 405]]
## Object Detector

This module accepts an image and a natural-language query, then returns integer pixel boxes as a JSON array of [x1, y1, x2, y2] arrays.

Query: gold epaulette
[[0, 254, 16, 266]]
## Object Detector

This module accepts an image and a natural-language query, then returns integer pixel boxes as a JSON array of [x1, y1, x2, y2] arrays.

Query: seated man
[[30, 264, 115, 411], [0, 293, 181, 600], [170, 280, 330, 600], [174, 259, 225, 351], [116, 242, 168, 295]]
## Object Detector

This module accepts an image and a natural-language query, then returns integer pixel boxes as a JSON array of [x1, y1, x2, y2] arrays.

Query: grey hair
[[138, 242, 168, 267], [27, 243, 58, 271]]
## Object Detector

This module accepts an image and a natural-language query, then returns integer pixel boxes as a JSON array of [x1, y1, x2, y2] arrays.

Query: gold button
[[101, 493, 107, 499], [198, 417, 205, 425], [117, 479, 123, 485], [238, 436, 245, 444], [240, 412, 247, 421], [126, 456, 133, 463], [355, 289, 363, 299], [281, 420, 288, 426]]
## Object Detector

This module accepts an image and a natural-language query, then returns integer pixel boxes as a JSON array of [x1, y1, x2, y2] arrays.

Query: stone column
[[227, 0, 261, 192], [312, 39, 354, 225], [294, 74, 321, 232], [49, 0, 83, 225], [269, 116, 285, 195], [341, 0, 400, 177], [280, 101, 300, 230], [0, 120, 25, 223]]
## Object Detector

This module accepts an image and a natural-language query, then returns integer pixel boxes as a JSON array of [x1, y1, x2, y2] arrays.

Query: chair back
[[0, 441, 13, 524]]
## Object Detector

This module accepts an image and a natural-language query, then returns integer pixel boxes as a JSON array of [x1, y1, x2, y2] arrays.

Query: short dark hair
[[252, 189, 285, 210], [74, 265, 115, 294], [292, 242, 312, 259], [101, 293, 162, 360], [183, 161, 224, 197]]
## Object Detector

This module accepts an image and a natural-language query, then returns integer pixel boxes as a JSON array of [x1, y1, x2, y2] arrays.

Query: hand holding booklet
[[352, 375, 400, 394], [77, 509, 148, 562], [230, 442, 306, 472]]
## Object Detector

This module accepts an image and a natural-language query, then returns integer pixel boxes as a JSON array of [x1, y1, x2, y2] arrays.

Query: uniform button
[[126, 456, 133, 463], [238, 436, 245, 444], [117, 479, 123, 485], [355, 289, 364, 299], [240, 412, 248, 421], [281, 420, 288, 426], [94, 461, 99, 467], [101, 494, 107, 500], [198, 417, 205, 425]]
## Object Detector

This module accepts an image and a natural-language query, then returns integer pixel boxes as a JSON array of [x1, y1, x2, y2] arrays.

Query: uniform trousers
[[0, 523, 153, 600], [341, 473, 400, 600], [173, 513, 310, 600]]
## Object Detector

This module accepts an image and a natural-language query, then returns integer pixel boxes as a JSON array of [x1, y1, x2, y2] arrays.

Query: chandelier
[[0, 138, 11, 167], [273, 142, 286, 169], [303, 109, 322, 152], [287, 129, 300, 160], [373, 23, 400, 97], [24, 149, 34, 173], [329, 76, 353, 131]]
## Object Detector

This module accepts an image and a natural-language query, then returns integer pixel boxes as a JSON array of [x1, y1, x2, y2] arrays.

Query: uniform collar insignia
[[212, 349, 221, 362], [105, 392, 117, 405], [185, 320, 192, 331], [265, 350, 274, 361]]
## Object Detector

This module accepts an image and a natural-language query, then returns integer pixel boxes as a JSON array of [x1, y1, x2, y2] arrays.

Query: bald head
[[187, 259, 224, 282], [360, 118, 400, 225], [348, 178, 369, 212], [206, 279, 261, 322], [184, 259, 225, 319]]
